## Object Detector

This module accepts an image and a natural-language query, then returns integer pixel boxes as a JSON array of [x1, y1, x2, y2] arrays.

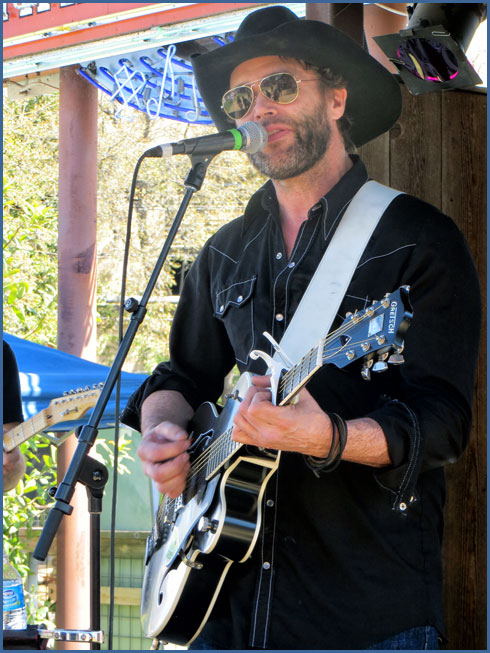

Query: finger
[[251, 374, 272, 388], [142, 451, 190, 497], [138, 422, 190, 462], [137, 434, 189, 465], [231, 424, 256, 445], [239, 385, 272, 416], [148, 420, 189, 443], [233, 404, 270, 442]]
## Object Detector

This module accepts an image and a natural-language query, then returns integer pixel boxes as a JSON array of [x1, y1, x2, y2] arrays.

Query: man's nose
[[249, 86, 277, 120]]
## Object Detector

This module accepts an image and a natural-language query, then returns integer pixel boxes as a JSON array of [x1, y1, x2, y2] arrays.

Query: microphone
[[144, 122, 268, 158]]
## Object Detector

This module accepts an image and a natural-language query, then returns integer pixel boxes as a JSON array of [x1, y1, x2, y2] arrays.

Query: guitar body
[[140, 286, 413, 646], [141, 373, 280, 645]]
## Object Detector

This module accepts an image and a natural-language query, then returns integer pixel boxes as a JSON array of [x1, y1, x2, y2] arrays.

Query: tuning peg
[[372, 353, 389, 373], [388, 353, 405, 365], [361, 360, 373, 381]]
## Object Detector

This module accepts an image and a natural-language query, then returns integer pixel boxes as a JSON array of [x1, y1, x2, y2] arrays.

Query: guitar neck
[[277, 342, 323, 406], [3, 410, 49, 452], [203, 426, 241, 480]]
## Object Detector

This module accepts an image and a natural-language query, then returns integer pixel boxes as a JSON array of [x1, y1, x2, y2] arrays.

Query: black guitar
[[140, 286, 412, 646]]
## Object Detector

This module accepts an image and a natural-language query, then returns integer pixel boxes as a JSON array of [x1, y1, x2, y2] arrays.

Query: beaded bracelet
[[305, 413, 348, 477]]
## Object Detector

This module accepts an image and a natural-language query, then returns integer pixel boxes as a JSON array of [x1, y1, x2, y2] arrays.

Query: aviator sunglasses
[[221, 72, 317, 121]]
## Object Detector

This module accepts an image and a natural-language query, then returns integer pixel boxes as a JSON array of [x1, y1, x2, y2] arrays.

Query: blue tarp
[[4, 332, 147, 431]]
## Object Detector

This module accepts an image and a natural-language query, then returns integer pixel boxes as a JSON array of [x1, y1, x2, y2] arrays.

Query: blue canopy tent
[[4, 332, 147, 432]]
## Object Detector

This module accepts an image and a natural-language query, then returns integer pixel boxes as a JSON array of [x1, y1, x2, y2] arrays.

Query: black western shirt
[[123, 157, 481, 649]]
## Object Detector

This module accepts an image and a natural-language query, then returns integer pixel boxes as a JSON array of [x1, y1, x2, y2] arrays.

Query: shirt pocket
[[214, 277, 256, 366]]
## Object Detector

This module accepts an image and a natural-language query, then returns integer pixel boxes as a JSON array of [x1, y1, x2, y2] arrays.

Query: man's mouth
[[265, 127, 289, 143]]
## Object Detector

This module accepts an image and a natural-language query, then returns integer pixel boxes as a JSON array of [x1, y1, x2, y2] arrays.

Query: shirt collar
[[242, 155, 369, 237]]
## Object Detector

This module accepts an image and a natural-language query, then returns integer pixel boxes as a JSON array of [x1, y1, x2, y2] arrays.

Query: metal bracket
[[179, 549, 203, 570], [39, 628, 104, 644]]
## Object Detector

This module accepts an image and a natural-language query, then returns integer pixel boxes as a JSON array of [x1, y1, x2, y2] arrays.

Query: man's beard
[[247, 107, 332, 180]]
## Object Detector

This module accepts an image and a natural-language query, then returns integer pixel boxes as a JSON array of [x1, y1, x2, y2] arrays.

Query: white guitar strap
[[273, 180, 403, 365]]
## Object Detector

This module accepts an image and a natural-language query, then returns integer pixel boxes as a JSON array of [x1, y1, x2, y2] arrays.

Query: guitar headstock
[[46, 384, 103, 426], [3, 384, 104, 453], [325, 286, 412, 380]]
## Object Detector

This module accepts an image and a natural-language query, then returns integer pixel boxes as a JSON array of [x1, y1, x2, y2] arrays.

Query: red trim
[[4, 4, 160, 38], [3, 3, 262, 60]]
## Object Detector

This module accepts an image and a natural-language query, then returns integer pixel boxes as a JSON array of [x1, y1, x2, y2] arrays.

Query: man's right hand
[[138, 421, 191, 498]]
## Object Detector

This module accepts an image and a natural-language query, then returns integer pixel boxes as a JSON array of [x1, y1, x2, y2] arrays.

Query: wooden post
[[360, 86, 486, 650], [364, 4, 408, 71], [56, 64, 98, 650], [306, 3, 364, 46]]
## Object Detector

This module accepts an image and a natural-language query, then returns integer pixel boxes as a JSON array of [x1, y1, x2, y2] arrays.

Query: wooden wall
[[360, 85, 487, 651]]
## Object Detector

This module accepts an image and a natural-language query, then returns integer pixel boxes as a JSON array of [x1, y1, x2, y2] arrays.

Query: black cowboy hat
[[191, 5, 402, 147]]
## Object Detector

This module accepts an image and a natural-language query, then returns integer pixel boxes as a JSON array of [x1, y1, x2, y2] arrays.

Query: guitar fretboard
[[277, 342, 323, 405], [4, 410, 49, 452], [203, 427, 241, 480]]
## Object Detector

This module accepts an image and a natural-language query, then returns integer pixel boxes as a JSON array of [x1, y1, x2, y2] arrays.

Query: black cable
[[108, 153, 147, 650]]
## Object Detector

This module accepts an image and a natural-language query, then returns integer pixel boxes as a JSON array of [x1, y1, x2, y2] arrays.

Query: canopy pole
[[56, 64, 98, 651]]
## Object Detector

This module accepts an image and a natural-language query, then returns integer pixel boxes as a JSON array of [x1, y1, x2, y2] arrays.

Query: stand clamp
[[39, 628, 104, 644]]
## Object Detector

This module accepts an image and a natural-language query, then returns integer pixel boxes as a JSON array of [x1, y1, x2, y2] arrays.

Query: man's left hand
[[232, 375, 333, 457]]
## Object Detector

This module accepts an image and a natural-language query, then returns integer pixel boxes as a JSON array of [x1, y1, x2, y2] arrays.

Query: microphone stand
[[34, 152, 215, 649]]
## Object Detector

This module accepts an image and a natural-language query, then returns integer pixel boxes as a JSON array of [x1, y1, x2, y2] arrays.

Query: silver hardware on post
[[39, 629, 104, 644]]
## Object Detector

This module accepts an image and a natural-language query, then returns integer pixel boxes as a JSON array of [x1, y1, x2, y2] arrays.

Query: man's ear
[[330, 88, 348, 120]]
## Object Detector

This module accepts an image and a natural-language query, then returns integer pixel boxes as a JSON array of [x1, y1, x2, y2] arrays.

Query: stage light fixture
[[374, 3, 487, 95]]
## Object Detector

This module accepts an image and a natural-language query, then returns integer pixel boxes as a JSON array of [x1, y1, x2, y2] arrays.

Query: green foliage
[[95, 95, 265, 373], [2, 430, 134, 629], [3, 438, 58, 627], [3, 95, 59, 345], [2, 87, 266, 633], [3, 177, 58, 344], [3, 91, 265, 370]]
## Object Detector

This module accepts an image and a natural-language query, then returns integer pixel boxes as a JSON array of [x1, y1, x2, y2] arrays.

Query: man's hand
[[138, 390, 194, 498], [3, 444, 26, 492], [138, 422, 191, 498], [232, 376, 392, 468], [232, 375, 333, 458]]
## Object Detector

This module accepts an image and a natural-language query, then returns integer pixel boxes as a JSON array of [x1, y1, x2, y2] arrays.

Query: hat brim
[[192, 19, 402, 147]]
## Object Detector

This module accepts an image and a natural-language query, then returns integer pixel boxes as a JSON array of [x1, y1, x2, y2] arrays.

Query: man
[[123, 6, 481, 650], [3, 340, 26, 492]]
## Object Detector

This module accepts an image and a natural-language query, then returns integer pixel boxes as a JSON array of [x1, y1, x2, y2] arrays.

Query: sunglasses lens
[[222, 73, 300, 120], [222, 86, 254, 120], [260, 73, 299, 104]]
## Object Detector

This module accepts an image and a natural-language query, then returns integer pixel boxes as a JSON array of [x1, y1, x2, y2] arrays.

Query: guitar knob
[[197, 517, 218, 533], [372, 360, 389, 373]]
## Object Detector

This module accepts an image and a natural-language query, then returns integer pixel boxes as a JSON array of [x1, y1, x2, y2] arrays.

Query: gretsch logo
[[388, 301, 398, 334]]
